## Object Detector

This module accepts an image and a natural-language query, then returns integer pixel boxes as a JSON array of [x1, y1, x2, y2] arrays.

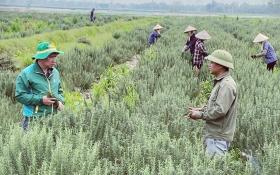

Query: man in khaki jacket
[[187, 49, 237, 156]]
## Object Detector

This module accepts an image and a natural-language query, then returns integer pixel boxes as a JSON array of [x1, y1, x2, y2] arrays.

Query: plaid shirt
[[193, 39, 208, 66]]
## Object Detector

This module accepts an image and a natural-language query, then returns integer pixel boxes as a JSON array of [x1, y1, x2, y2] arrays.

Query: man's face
[[187, 31, 192, 36], [40, 53, 58, 69], [208, 61, 223, 75]]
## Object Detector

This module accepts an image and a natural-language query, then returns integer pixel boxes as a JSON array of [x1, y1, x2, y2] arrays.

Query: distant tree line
[[205, 0, 280, 14], [0, 0, 280, 14]]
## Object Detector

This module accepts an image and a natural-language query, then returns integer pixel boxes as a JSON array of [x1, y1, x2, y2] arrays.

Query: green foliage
[[0, 71, 21, 137], [0, 12, 135, 40], [123, 84, 139, 110], [58, 26, 152, 90], [0, 71, 16, 100], [195, 80, 212, 106], [92, 65, 130, 105], [143, 47, 158, 60], [112, 31, 122, 39], [0, 17, 155, 69], [0, 53, 15, 71], [64, 91, 83, 111], [0, 124, 102, 174], [77, 37, 92, 45]]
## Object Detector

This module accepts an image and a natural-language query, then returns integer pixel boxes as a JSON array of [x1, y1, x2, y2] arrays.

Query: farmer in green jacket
[[187, 49, 237, 156], [15, 41, 65, 130]]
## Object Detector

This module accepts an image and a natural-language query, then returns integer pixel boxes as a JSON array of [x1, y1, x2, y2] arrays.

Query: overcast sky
[[91, 0, 269, 5]]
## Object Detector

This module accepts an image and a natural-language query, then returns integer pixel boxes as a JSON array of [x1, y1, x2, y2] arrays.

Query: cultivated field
[[0, 11, 279, 174]]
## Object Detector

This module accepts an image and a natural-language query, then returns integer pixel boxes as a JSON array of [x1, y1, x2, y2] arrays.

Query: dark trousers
[[267, 61, 277, 72], [21, 117, 34, 130]]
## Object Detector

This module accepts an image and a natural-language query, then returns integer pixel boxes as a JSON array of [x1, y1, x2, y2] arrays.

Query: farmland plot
[[0, 13, 280, 174]]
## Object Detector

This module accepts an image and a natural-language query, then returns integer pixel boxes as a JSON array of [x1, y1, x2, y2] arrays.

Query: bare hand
[[188, 109, 202, 120], [42, 96, 56, 106]]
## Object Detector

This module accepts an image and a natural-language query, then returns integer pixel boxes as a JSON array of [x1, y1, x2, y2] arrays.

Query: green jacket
[[201, 72, 237, 142], [15, 62, 64, 117]]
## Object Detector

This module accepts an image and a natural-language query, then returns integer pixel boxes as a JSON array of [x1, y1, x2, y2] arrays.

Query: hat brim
[[253, 38, 268, 43], [184, 29, 197, 33], [196, 35, 211, 40], [32, 50, 64, 60], [253, 33, 269, 43], [206, 55, 234, 69], [154, 28, 163, 30]]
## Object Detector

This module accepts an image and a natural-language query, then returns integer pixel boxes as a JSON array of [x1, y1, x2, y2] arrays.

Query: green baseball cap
[[32, 41, 64, 60], [206, 49, 234, 69]]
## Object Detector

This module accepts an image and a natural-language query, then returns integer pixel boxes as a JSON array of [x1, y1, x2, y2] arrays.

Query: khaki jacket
[[201, 72, 237, 142]]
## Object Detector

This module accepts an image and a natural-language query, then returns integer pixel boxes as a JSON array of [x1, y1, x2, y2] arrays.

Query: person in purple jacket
[[148, 24, 163, 46], [251, 33, 278, 72], [182, 25, 197, 56]]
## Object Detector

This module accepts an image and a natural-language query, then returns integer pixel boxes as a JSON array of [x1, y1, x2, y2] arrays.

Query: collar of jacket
[[214, 71, 230, 85], [34, 62, 54, 78]]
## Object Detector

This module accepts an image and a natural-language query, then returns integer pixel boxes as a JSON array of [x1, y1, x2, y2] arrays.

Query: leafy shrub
[[77, 37, 92, 45], [112, 31, 121, 39]]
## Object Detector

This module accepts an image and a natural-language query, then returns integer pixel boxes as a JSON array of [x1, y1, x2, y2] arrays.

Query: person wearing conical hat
[[193, 30, 211, 76], [182, 25, 197, 56], [148, 24, 163, 46], [15, 41, 65, 130], [187, 50, 237, 156], [251, 33, 278, 72]]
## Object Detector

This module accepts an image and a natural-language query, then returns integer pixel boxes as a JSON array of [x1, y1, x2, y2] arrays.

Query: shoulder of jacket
[[221, 76, 237, 90], [21, 64, 35, 75]]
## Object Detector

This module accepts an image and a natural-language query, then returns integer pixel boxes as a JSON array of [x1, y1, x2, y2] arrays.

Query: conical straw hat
[[195, 30, 211, 40], [153, 24, 163, 30], [253, 33, 269, 43], [184, 25, 197, 33]]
